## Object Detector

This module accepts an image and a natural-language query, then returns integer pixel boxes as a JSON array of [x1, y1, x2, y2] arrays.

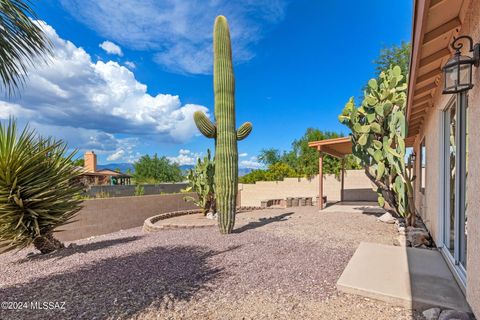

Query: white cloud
[[0, 21, 210, 152], [168, 149, 261, 169], [167, 150, 263, 169], [179, 149, 191, 155], [168, 149, 202, 166], [107, 149, 125, 161], [99, 40, 123, 56], [239, 152, 248, 157], [124, 61, 136, 69], [60, 0, 287, 74], [239, 156, 264, 169]]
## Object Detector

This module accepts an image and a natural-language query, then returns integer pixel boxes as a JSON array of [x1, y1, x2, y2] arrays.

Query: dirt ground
[[0, 205, 424, 319]]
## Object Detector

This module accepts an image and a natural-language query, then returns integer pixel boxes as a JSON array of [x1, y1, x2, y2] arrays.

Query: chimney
[[84, 151, 97, 173]]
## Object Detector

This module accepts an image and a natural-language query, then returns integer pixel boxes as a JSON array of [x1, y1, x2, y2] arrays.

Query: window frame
[[419, 138, 426, 194]]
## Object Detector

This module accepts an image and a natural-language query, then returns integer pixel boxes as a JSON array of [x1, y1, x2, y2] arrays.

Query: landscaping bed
[[0, 207, 423, 320]]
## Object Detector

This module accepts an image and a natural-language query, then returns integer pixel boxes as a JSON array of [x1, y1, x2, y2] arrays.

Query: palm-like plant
[[0, 119, 83, 254], [0, 0, 52, 95]]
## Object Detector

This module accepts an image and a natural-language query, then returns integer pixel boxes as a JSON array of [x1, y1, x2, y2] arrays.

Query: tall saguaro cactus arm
[[236, 122, 252, 140], [194, 111, 216, 138], [193, 15, 253, 234]]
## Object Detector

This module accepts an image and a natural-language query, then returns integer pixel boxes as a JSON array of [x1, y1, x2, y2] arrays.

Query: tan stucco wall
[[239, 170, 377, 207], [57, 193, 197, 242], [413, 0, 480, 315], [463, 0, 480, 314]]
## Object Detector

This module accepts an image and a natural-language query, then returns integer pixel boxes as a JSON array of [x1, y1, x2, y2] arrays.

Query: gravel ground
[[0, 206, 424, 320]]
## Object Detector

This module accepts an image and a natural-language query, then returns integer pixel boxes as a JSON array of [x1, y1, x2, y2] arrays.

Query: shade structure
[[308, 136, 415, 209]]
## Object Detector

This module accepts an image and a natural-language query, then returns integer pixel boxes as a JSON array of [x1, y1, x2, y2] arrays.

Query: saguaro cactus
[[193, 16, 252, 234]]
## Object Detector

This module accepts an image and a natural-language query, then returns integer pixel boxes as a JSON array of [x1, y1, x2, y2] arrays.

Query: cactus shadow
[[233, 212, 294, 233]]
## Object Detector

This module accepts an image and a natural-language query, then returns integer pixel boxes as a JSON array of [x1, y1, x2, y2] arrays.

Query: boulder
[[438, 309, 472, 320], [407, 227, 431, 247], [422, 307, 441, 320], [206, 212, 217, 220], [377, 212, 396, 224]]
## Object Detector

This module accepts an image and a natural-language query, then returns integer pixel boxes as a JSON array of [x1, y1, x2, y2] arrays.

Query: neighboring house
[[78, 151, 132, 186], [408, 0, 479, 316]]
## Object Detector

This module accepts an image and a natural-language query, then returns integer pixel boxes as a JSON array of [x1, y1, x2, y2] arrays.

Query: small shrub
[[95, 191, 110, 199], [135, 184, 145, 196]]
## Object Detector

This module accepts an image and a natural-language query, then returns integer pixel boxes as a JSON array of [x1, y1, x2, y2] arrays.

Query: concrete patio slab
[[322, 201, 386, 215], [337, 242, 471, 312]]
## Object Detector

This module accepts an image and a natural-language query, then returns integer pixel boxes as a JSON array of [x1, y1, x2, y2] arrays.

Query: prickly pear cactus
[[182, 149, 216, 215], [193, 16, 252, 233], [339, 66, 416, 225]]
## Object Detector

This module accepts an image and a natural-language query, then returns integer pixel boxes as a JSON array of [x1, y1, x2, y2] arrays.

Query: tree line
[[240, 128, 361, 184]]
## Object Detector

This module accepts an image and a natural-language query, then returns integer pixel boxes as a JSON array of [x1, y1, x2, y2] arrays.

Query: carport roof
[[308, 136, 415, 158]]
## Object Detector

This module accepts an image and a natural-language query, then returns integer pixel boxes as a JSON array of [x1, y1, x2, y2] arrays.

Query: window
[[419, 138, 426, 193], [441, 93, 468, 282]]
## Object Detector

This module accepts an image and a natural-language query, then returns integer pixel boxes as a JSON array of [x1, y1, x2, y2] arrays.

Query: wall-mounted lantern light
[[443, 36, 480, 94]]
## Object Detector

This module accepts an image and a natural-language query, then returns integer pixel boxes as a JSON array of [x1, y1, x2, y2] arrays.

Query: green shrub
[[239, 163, 297, 184], [0, 119, 83, 254], [134, 184, 145, 196], [133, 154, 183, 183], [95, 191, 110, 198]]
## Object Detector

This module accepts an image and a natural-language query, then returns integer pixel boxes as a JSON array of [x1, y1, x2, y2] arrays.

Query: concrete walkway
[[322, 201, 386, 215], [337, 242, 470, 312]]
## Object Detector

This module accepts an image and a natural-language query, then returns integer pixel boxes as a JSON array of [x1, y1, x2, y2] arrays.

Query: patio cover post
[[319, 153, 324, 209], [341, 158, 345, 202]]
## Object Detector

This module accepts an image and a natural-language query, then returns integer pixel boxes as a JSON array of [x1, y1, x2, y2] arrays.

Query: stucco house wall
[[462, 0, 480, 314], [413, 0, 480, 314]]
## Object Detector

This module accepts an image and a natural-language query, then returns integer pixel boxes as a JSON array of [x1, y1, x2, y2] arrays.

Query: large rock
[[206, 212, 217, 220], [438, 309, 472, 320], [423, 307, 441, 320], [406, 227, 431, 247], [377, 212, 396, 224]]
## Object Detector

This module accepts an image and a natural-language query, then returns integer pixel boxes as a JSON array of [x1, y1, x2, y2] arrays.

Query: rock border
[[376, 212, 435, 248], [143, 209, 204, 232], [143, 206, 272, 232], [422, 307, 473, 320]]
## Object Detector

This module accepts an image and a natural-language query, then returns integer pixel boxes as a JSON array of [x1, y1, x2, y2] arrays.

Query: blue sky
[[0, 0, 412, 168]]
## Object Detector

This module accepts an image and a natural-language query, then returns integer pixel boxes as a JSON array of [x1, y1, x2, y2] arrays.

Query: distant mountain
[[239, 168, 253, 176], [97, 163, 134, 173]]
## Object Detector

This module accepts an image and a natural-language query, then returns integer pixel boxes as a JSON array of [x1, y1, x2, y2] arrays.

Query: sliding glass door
[[441, 93, 468, 285]]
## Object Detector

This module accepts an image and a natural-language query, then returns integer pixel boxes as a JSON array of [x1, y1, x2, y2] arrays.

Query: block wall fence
[[58, 170, 375, 242], [238, 169, 377, 207], [57, 193, 197, 242]]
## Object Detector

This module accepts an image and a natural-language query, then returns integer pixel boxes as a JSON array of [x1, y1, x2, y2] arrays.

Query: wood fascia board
[[407, 0, 430, 121]]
